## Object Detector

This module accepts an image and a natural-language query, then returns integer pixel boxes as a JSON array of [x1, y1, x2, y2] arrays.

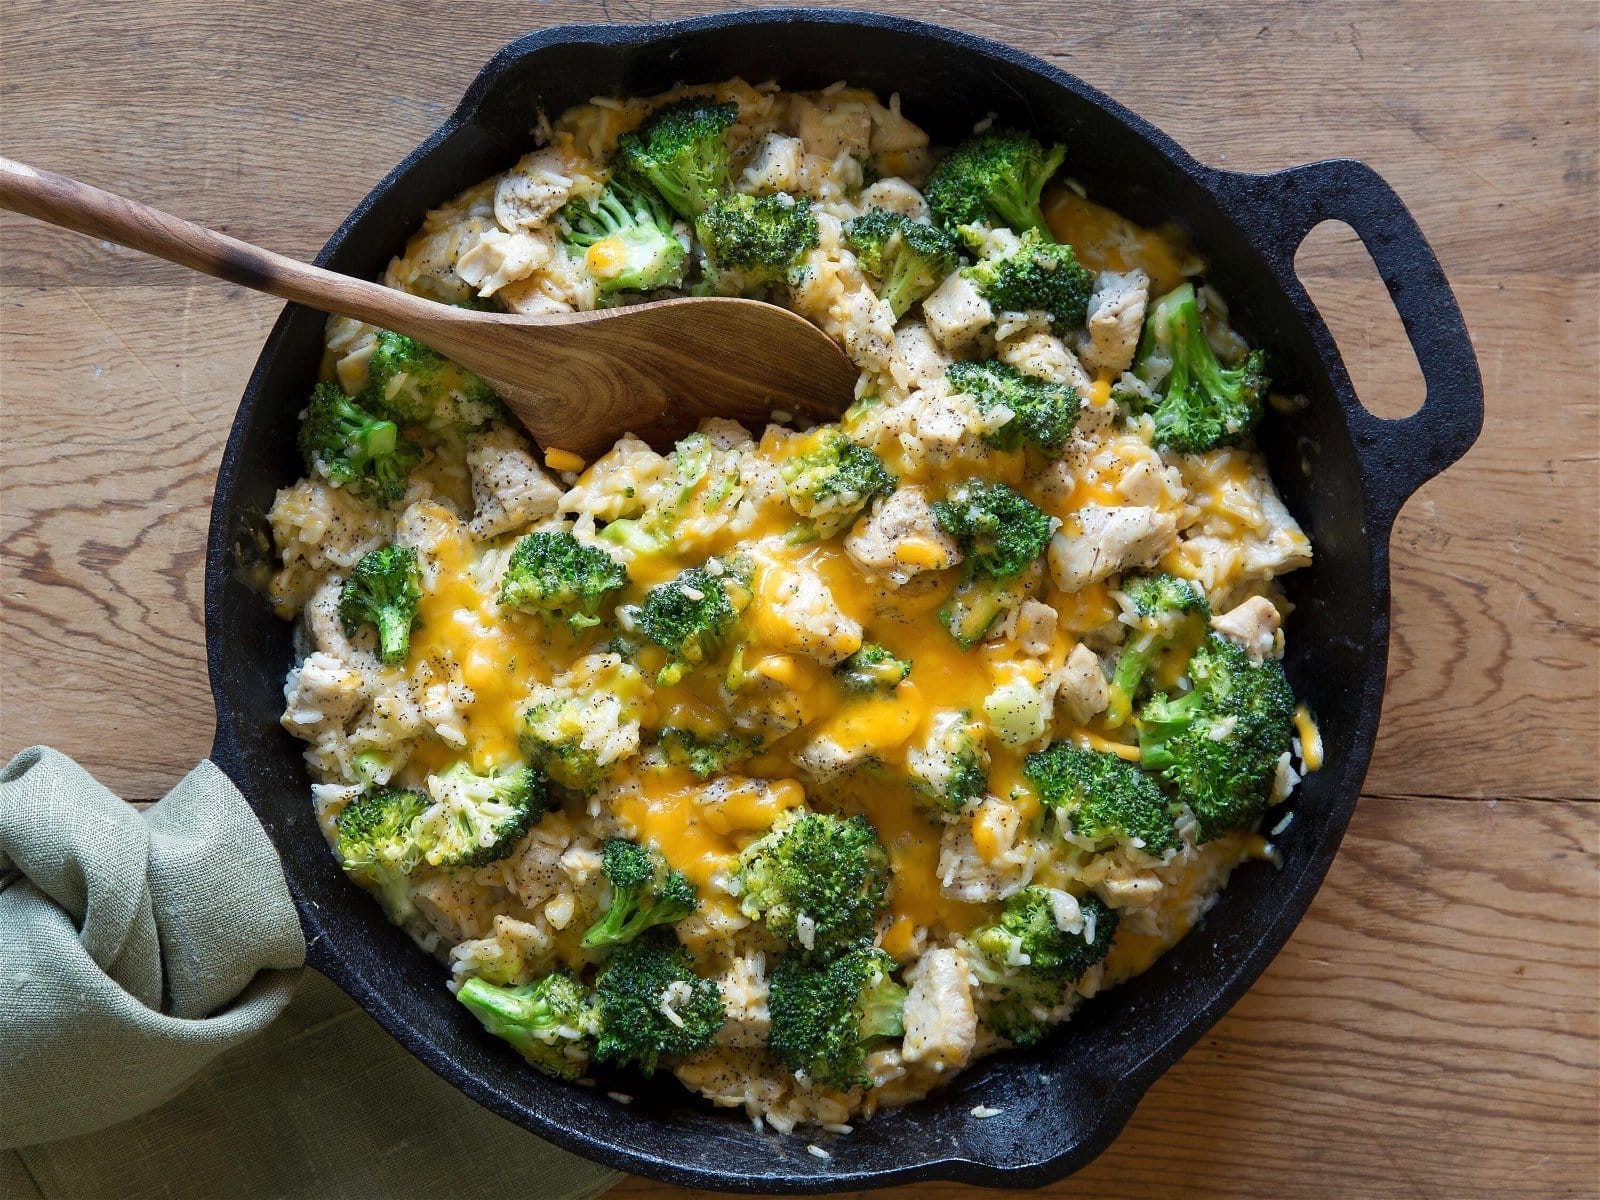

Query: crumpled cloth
[[0, 746, 619, 1200]]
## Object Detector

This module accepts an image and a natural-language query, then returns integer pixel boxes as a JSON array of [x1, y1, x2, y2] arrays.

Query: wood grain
[[2, 1, 1595, 1196]]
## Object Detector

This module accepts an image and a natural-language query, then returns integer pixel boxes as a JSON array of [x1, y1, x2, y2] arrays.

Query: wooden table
[[3, 2, 1595, 1196]]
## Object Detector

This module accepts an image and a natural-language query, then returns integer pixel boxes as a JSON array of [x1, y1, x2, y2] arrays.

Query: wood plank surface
[[2, 1, 1595, 1197]]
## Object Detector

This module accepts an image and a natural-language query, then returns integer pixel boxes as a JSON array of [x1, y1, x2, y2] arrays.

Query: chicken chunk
[[1047, 504, 1179, 592], [996, 328, 1094, 395], [281, 651, 368, 737], [793, 96, 872, 160], [752, 559, 863, 666], [1055, 642, 1110, 724], [844, 485, 961, 586], [454, 226, 550, 298], [938, 800, 1030, 904], [792, 733, 872, 783], [493, 148, 577, 231], [859, 177, 929, 220], [1245, 489, 1315, 579], [921, 272, 994, 352], [900, 949, 977, 1072], [888, 320, 952, 392], [1078, 269, 1150, 375], [740, 133, 804, 194], [466, 424, 564, 539], [1210, 595, 1283, 663], [411, 876, 491, 944]]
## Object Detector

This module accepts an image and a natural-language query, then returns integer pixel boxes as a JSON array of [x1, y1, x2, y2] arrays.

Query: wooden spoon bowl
[[0, 156, 858, 457]]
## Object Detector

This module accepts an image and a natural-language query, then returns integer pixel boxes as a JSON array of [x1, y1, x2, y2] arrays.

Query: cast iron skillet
[[204, 10, 1482, 1192]]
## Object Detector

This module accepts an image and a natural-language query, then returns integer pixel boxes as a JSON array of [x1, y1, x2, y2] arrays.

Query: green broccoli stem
[[1137, 690, 1204, 771], [859, 977, 908, 1041], [1106, 635, 1159, 727], [376, 609, 413, 664]]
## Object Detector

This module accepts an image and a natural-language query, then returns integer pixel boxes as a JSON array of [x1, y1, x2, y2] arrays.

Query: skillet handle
[[1211, 159, 1484, 523]]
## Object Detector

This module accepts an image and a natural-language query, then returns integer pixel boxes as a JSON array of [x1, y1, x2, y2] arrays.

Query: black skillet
[[204, 10, 1483, 1192]]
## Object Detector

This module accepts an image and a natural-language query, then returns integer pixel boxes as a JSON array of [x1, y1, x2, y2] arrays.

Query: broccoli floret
[[560, 178, 687, 294], [339, 544, 422, 665], [421, 761, 546, 868], [499, 531, 629, 631], [655, 727, 761, 777], [843, 208, 964, 319], [779, 428, 896, 539], [616, 96, 738, 221], [932, 480, 1052, 580], [519, 699, 612, 794], [298, 382, 420, 506], [593, 927, 725, 1075], [457, 973, 597, 1081], [768, 946, 907, 1091], [980, 969, 1070, 1047], [334, 786, 431, 918], [1128, 283, 1269, 453], [923, 128, 1065, 236], [1138, 633, 1295, 841], [364, 331, 500, 429], [1023, 742, 1178, 856], [735, 811, 891, 957], [834, 643, 912, 695], [933, 480, 1053, 649], [975, 887, 1118, 981], [627, 564, 742, 685], [946, 359, 1081, 456], [907, 709, 989, 814], [1105, 573, 1211, 727], [581, 838, 698, 949], [961, 229, 1095, 333], [695, 191, 819, 288], [596, 430, 736, 555]]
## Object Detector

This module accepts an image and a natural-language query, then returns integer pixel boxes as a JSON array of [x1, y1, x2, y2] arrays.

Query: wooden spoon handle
[[0, 155, 464, 340]]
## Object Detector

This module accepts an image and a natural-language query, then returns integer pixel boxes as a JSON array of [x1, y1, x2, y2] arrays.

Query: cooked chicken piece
[[1055, 642, 1110, 724], [938, 800, 1029, 904], [859, 176, 930, 220], [741, 133, 804, 193], [1078, 269, 1150, 375], [793, 734, 872, 783], [724, 664, 812, 739], [281, 651, 368, 736], [1245, 489, 1315, 579], [454, 227, 550, 297], [844, 485, 961, 586], [1014, 599, 1060, 657], [753, 559, 863, 666], [901, 949, 977, 1072], [411, 876, 490, 943], [1099, 875, 1165, 908], [889, 321, 953, 391], [996, 328, 1094, 395], [302, 577, 364, 663], [493, 149, 576, 231], [1210, 595, 1283, 663], [466, 424, 564, 539], [1047, 504, 1179, 592], [921, 272, 994, 352], [793, 96, 873, 160]]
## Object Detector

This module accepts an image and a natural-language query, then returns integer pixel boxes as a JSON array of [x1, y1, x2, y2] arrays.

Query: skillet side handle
[[1213, 159, 1485, 522], [207, 730, 337, 972]]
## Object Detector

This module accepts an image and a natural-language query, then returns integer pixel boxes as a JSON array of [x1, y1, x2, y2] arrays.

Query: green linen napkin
[[0, 746, 620, 1200]]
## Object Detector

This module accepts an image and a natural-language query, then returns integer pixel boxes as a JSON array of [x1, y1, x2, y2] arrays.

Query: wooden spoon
[[0, 156, 858, 458]]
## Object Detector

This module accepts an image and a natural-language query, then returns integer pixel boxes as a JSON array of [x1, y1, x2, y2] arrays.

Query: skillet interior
[[207, 10, 1423, 1191]]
